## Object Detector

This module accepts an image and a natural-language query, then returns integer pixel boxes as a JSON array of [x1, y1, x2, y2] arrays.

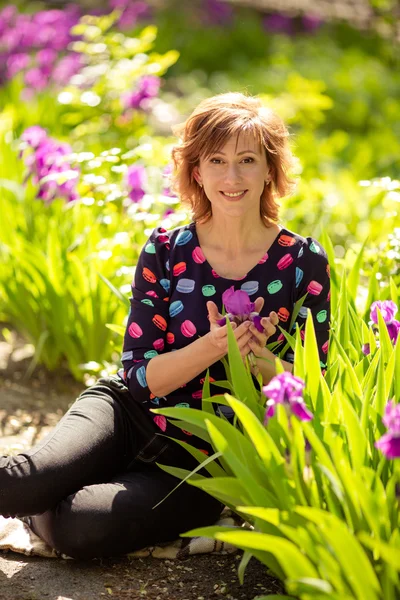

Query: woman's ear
[[192, 166, 202, 186]]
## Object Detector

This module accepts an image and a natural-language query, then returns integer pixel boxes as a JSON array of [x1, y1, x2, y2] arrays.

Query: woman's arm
[[252, 346, 294, 385], [147, 303, 253, 397]]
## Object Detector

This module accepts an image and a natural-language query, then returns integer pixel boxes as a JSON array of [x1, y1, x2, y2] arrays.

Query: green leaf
[[347, 237, 369, 303], [376, 308, 394, 366], [225, 318, 261, 414], [189, 476, 249, 506], [182, 527, 319, 580], [105, 323, 125, 336], [205, 419, 272, 506], [98, 272, 130, 308], [201, 370, 215, 415], [295, 507, 381, 600], [358, 532, 400, 570], [238, 550, 253, 585], [395, 336, 400, 402], [153, 450, 223, 508], [304, 308, 322, 410]]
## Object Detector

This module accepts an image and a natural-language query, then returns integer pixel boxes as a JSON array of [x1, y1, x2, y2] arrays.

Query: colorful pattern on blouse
[[121, 222, 331, 453]]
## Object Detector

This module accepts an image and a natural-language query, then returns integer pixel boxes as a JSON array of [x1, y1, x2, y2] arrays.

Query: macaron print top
[[121, 221, 331, 453]]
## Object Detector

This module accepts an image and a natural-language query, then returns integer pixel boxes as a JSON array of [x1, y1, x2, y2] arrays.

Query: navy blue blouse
[[121, 221, 331, 454]]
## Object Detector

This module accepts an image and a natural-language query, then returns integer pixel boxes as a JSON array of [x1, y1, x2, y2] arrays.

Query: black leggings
[[0, 376, 223, 559]]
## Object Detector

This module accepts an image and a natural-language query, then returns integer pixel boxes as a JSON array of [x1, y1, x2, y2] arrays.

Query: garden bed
[[0, 331, 283, 600]]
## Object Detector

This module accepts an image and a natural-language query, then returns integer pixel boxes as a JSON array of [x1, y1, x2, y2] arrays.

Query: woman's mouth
[[220, 190, 248, 201]]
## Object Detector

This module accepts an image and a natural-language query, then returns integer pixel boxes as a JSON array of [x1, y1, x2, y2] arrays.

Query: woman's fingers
[[206, 301, 220, 322], [254, 296, 264, 314], [269, 311, 279, 326]]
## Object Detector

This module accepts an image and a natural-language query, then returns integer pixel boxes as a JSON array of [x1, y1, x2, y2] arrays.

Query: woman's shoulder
[[279, 227, 328, 259], [150, 221, 195, 244]]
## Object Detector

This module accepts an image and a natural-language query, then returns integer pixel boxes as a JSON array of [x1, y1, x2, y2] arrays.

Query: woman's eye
[[242, 157, 254, 163], [210, 158, 222, 164]]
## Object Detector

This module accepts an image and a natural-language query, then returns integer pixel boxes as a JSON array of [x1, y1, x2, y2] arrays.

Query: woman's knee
[[41, 485, 123, 560]]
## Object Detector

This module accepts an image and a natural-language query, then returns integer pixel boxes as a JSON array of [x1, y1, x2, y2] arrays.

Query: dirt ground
[[0, 331, 284, 600]]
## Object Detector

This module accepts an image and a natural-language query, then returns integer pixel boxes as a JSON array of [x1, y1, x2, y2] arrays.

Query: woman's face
[[193, 133, 269, 219]]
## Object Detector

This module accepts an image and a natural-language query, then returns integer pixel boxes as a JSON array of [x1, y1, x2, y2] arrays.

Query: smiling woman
[[0, 92, 330, 562]]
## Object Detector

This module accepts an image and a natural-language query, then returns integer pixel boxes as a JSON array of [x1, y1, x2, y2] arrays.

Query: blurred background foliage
[[0, 0, 399, 378]]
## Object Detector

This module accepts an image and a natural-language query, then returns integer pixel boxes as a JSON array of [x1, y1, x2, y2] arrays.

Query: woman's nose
[[223, 164, 242, 184]]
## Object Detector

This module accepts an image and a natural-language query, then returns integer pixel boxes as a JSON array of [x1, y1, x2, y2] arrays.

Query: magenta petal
[[382, 400, 400, 434], [222, 286, 254, 316], [387, 320, 400, 344], [375, 433, 400, 459], [252, 314, 264, 332], [263, 403, 276, 425], [370, 300, 398, 325], [217, 314, 234, 327], [362, 343, 370, 356], [290, 400, 314, 421]]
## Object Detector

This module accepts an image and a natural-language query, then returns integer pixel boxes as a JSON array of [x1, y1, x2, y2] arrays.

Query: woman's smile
[[220, 190, 248, 201]]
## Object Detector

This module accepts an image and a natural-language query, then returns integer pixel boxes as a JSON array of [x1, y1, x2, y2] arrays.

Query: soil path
[[0, 333, 283, 599]]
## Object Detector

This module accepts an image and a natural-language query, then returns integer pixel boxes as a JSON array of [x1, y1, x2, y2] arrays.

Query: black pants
[[0, 376, 223, 559]]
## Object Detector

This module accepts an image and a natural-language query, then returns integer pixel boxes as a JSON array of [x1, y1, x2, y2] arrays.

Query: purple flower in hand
[[217, 286, 264, 332], [375, 400, 400, 459], [125, 164, 147, 203], [370, 301, 398, 325], [262, 372, 313, 423], [223, 286, 254, 317]]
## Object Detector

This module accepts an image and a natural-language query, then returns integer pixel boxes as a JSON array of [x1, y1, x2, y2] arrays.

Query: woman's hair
[[171, 92, 298, 225]]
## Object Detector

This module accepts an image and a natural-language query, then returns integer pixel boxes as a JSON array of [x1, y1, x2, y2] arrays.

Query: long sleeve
[[121, 227, 171, 403], [283, 237, 331, 370]]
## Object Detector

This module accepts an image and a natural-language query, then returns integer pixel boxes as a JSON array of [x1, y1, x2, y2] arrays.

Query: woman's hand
[[206, 301, 253, 359], [247, 310, 279, 357]]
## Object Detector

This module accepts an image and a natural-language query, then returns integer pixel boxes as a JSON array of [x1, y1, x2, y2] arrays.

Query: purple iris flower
[[302, 15, 323, 32], [24, 67, 49, 91], [217, 286, 264, 332], [368, 300, 399, 349], [262, 372, 313, 423], [370, 301, 398, 325], [362, 343, 371, 356], [20, 127, 79, 203], [110, 0, 151, 30], [21, 126, 49, 149], [6, 53, 30, 78], [387, 320, 400, 344], [375, 400, 400, 459], [122, 75, 161, 111], [263, 13, 295, 35], [125, 164, 147, 203], [162, 163, 176, 197], [1, 6, 82, 89], [223, 286, 254, 317], [52, 54, 83, 87], [203, 0, 234, 26]]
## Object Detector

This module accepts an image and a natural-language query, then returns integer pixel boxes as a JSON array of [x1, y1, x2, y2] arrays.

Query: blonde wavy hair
[[171, 92, 298, 226]]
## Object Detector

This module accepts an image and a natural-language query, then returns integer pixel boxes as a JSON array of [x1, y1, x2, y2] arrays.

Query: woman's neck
[[196, 214, 272, 258]]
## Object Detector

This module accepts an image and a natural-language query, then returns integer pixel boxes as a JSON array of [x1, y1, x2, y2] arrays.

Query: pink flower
[[375, 400, 400, 459], [122, 75, 161, 111], [370, 300, 398, 325], [263, 372, 313, 423], [387, 320, 400, 345], [217, 286, 264, 332], [125, 164, 147, 203]]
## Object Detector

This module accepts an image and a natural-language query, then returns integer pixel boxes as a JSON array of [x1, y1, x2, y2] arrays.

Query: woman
[[0, 92, 330, 560]]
